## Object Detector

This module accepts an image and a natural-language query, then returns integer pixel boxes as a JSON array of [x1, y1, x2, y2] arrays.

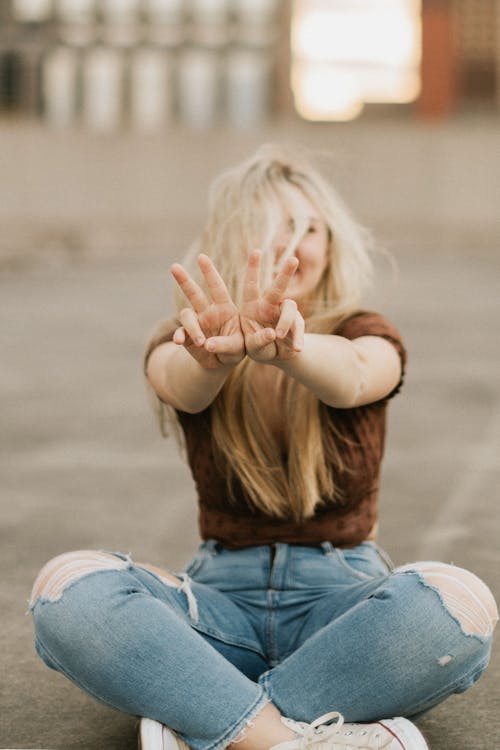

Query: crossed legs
[[29, 551, 498, 750]]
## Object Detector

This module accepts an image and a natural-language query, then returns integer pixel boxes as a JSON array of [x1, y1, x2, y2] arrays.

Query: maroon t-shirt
[[144, 311, 406, 549]]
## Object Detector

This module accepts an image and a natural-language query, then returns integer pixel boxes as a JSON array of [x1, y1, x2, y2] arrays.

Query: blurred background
[[1, 1, 500, 748]]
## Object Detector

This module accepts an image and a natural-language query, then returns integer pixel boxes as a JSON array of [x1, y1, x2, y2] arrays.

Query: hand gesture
[[171, 254, 245, 370], [240, 249, 305, 363]]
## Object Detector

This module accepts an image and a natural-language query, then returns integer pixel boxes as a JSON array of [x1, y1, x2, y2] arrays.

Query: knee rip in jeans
[[396, 561, 499, 639], [27, 550, 199, 622]]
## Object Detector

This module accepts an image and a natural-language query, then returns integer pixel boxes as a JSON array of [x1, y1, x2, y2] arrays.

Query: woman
[[30, 144, 497, 750]]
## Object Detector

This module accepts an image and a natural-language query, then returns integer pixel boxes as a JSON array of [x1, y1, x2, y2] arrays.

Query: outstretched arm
[[146, 254, 245, 413], [272, 333, 402, 408], [146, 343, 236, 414], [238, 249, 401, 408]]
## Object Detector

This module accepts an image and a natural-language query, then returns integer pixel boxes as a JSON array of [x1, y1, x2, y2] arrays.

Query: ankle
[[227, 704, 296, 750]]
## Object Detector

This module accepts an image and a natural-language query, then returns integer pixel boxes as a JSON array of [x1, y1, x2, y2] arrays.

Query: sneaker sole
[[139, 718, 164, 750], [377, 717, 429, 750], [139, 718, 189, 750]]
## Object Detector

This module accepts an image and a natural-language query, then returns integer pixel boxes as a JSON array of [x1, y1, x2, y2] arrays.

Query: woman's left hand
[[240, 249, 305, 363]]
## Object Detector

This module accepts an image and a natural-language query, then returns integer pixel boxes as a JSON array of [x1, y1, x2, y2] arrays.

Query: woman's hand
[[171, 254, 245, 370], [240, 249, 305, 363]]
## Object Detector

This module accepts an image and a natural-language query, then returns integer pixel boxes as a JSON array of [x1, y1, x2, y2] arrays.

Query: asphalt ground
[[1, 234, 499, 749]]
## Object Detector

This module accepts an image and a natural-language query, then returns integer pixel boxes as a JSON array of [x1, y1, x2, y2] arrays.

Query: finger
[[265, 256, 299, 305], [173, 326, 186, 345], [291, 312, 305, 352], [242, 249, 261, 303], [198, 254, 233, 306], [179, 307, 206, 346], [171, 263, 209, 313], [275, 298, 297, 339], [246, 327, 276, 351], [205, 332, 243, 354]]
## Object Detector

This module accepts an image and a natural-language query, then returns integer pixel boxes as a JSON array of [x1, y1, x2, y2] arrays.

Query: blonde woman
[[30, 145, 497, 750]]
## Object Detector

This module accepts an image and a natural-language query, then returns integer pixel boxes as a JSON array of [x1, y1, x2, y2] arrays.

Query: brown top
[[144, 311, 406, 549]]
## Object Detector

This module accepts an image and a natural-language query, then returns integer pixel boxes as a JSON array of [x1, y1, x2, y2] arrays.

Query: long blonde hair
[[156, 142, 375, 520]]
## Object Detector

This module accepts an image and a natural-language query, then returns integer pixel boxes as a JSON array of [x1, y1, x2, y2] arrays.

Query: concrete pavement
[[1, 230, 499, 748]]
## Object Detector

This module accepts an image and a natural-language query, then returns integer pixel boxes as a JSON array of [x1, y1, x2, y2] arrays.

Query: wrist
[[198, 356, 243, 374], [271, 350, 302, 373]]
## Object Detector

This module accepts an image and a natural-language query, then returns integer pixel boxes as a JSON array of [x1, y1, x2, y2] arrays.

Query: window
[[291, 0, 422, 121]]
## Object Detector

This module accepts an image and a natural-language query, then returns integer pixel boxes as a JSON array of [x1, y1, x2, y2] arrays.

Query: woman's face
[[272, 185, 329, 304]]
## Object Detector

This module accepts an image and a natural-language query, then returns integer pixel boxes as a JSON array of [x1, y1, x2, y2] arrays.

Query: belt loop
[[320, 541, 335, 556], [203, 539, 220, 556]]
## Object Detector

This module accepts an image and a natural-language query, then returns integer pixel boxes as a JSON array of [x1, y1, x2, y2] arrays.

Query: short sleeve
[[335, 310, 407, 400], [143, 317, 179, 375]]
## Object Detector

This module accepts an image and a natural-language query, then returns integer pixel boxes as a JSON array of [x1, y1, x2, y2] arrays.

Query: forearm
[[147, 342, 236, 413], [273, 333, 366, 408]]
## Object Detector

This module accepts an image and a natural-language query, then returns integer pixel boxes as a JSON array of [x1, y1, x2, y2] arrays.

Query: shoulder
[[335, 310, 405, 359], [334, 310, 403, 342], [334, 310, 407, 402]]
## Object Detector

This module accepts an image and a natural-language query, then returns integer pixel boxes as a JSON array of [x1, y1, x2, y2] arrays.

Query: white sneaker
[[138, 718, 191, 750], [271, 711, 429, 750]]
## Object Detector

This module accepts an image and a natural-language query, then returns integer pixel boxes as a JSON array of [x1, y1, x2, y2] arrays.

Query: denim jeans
[[30, 541, 493, 750]]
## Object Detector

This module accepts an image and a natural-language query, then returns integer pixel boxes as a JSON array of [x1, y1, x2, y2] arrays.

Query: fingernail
[[206, 340, 215, 351], [195, 337, 205, 346], [276, 329, 285, 338]]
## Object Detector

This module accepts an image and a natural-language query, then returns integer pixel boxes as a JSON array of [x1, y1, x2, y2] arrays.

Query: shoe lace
[[283, 712, 345, 750], [282, 712, 388, 750]]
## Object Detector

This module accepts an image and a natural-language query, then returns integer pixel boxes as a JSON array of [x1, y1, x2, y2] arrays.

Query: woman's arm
[[237, 250, 401, 407], [146, 254, 244, 413], [146, 341, 236, 413], [273, 333, 402, 408]]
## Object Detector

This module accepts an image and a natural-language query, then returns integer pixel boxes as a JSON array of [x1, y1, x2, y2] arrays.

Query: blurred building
[[0, 0, 499, 132], [0, 0, 288, 131]]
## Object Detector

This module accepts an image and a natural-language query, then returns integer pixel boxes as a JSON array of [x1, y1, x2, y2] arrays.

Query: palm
[[240, 250, 303, 363], [192, 305, 242, 367], [171, 256, 245, 369]]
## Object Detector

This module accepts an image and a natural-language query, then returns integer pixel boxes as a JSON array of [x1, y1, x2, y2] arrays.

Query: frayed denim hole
[[28, 562, 131, 613], [395, 569, 489, 645], [98, 549, 133, 564], [27, 595, 55, 614]]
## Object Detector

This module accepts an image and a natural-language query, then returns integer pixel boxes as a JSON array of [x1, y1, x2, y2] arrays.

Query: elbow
[[163, 384, 216, 413], [175, 401, 211, 414], [321, 351, 368, 409], [322, 389, 361, 410], [156, 387, 211, 414]]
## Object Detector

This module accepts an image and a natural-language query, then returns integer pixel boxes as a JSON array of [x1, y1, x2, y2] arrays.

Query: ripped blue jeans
[[29, 541, 497, 750]]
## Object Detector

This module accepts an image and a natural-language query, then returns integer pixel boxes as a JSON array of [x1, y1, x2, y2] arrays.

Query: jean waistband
[[202, 539, 377, 552]]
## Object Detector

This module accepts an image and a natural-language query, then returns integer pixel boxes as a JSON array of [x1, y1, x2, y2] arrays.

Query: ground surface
[[1, 234, 499, 749]]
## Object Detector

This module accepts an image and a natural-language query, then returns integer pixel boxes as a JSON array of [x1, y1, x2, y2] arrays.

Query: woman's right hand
[[170, 254, 245, 370]]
